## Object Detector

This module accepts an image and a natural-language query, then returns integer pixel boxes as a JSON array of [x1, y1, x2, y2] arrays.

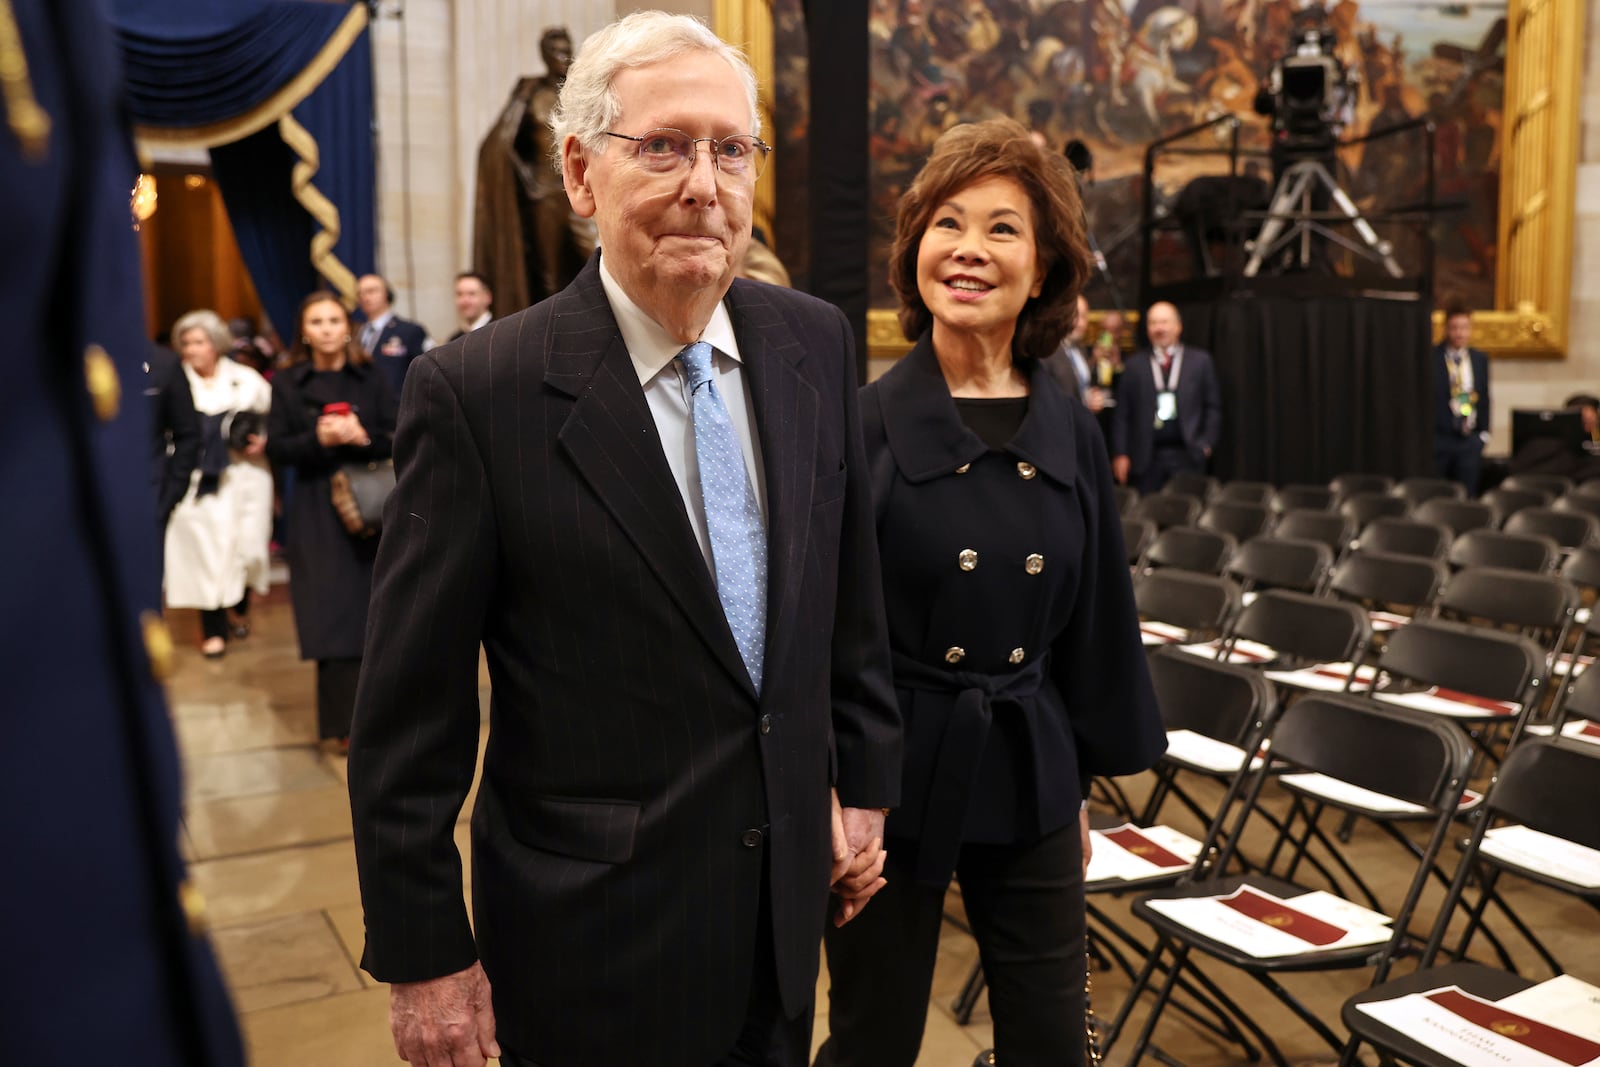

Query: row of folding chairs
[[1129, 470, 1600, 515]]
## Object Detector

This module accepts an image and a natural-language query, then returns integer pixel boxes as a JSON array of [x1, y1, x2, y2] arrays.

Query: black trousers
[[316, 657, 362, 740], [199, 591, 251, 641], [815, 824, 1087, 1067], [500, 861, 812, 1067], [1436, 433, 1484, 496], [1133, 445, 1201, 496]]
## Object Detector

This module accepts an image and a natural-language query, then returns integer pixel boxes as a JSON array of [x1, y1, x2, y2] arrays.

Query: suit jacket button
[[84, 344, 121, 422], [1025, 553, 1045, 575], [1016, 461, 1037, 480], [141, 611, 175, 682], [1009, 647, 1026, 664], [944, 646, 965, 664], [178, 879, 208, 935], [958, 548, 978, 571], [759, 714, 773, 735], [741, 828, 764, 848]]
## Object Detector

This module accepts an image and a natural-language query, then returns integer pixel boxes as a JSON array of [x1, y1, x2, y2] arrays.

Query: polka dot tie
[[680, 342, 767, 692]]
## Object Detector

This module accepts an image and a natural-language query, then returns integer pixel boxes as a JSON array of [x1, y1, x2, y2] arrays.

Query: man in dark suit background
[[356, 271, 432, 396], [1433, 305, 1490, 494], [1111, 300, 1223, 493], [5, 0, 243, 1062], [349, 12, 901, 1067], [448, 269, 494, 340]]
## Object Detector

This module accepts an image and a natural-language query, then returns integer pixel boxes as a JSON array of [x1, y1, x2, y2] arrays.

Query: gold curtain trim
[[133, 4, 369, 149], [278, 111, 356, 306]]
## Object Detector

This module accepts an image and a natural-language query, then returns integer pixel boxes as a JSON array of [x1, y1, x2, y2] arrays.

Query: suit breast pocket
[[813, 461, 848, 507]]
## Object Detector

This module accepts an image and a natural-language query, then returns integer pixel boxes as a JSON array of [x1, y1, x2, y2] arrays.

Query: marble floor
[[165, 583, 1595, 1066]]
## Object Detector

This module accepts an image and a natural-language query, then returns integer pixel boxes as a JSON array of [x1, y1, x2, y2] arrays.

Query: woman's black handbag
[[223, 409, 265, 451], [329, 459, 395, 538]]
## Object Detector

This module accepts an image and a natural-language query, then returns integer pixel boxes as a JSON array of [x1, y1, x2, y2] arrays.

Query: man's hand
[[829, 789, 889, 927], [1080, 804, 1093, 878], [1085, 387, 1106, 413], [1111, 455, 1130, 485], [389, 960, 500, 1067]]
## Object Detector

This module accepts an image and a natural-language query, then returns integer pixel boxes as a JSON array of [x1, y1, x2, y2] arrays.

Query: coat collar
[[284, 357, 372, 386], [876, 331, 1080, 486]]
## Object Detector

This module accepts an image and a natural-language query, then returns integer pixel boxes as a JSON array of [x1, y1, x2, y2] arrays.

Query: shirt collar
[[468, 311, 491, 332], [366, 310, 394, 333], [599, 257, 740, 385]]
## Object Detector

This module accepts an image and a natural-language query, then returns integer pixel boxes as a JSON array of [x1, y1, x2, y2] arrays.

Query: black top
[[954, 396, 1029, 449]]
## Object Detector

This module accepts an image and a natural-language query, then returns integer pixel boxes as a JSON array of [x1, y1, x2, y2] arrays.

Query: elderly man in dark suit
[[5, 0, 243, 1062], [1433, 305, 1490, 493], [1111, 300, 1223, 493], [348, 12, 902, 1067], [356, 271, 432, 396]]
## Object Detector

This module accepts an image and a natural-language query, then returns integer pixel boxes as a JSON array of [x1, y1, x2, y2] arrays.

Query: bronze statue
[[472, 28, 597, 314]]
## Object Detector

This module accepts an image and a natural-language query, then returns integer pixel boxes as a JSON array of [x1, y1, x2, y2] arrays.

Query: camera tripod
[[1243, 158, 1403, 278]]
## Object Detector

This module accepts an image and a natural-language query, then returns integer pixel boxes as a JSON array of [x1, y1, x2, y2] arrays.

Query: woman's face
[[177, 328, 219, 375], [301, 300, 350, 359], [915, 174, 1042, 341]]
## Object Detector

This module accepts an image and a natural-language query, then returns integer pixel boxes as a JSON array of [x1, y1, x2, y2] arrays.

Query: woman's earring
[[343, 335, 352, 344]]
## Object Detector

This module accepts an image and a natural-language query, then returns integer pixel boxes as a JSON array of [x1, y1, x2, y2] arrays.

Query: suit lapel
[[548, 260, 755, 696], [727, 281, 818, 692]]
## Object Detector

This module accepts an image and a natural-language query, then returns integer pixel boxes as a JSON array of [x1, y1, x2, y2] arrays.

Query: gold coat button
[[178, 879, 208, 935], [84, 344, 121, 422], [1016, 461, 1037, 480], [1025, 553, 1045, 575], [141, 611, 175, 682], [958, 548, 978, 571], [944, 646, 966, 664], [955, 463, 971, 474], [1009, 647, 1026, 664]]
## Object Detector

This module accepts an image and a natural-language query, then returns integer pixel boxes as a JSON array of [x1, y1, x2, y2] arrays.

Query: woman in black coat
[[267, 291, 396, 745], [815, 119, 1166, 1067]]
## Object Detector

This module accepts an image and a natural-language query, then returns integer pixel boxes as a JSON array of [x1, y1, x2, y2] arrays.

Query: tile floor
[[165, 585, 1594, 1066]]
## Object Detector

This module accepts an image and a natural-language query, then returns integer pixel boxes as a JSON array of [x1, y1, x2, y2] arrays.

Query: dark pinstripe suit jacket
[[349, 255, 901, 1067]]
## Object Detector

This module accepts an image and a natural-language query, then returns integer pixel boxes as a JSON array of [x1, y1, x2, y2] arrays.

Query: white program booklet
[[1263, 661, 1376, 693], [1480, 825, 1600, 888], [1162, 729, 1264, 774], [1500, 975, 1600, 1044], [1141, 620, 1190, 646], [1086, 823, 1202, 883], [1521, 719, 1600, 747], [1145, 885, 1391, 958], [1373, 687, 1520, 720], [1176, 638, 1278, 664], [1356, 985, 1600, 1067], [1278, 772, 1429, 815]]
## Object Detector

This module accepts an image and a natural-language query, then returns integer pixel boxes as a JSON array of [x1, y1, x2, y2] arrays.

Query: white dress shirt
[[599, 259, 768, 572]]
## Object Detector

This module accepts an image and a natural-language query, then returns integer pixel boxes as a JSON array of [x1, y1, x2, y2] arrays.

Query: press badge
[[1155, 390, 1177, 426]]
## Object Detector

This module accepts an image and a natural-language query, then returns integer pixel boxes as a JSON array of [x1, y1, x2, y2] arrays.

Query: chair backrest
[[1447, 528, 1559, 574], [1198, 500, 1273, 542], [1133, 492, 1203, 531], [1504, 506, 1600, 550], [1135, 569, 1241, 637], [1374, 617, 1542, 705], [1560, 544, 1600, 592], [1340, 491, 1411, 531], [1122, 517, 1157, 567], [1327, 549, 1448, 612], [1228, 588, 1371, 665], [1554, 493, 1600, 522], [1225, 535, 1332, 594], [1479, 485, 1551, 524], [1147, 646, 1277, 748], [1115, 484, 1141, 518], [1555, 649, 1600, 726], [1502, 473, 1574, 499], [1393, 476, 1467, 509], [1412, 498, 1496, 537], [1146, 526, 1236, 575], [1330, 473, 1395, 502], [1165, 471, 1217, 501], [1357, 517, 1452, 560], [1274, 483, 1336, 513], [1480, 738, 1600, 853], [1434, 566, 1576, 638], [1215, 480, 1275, 506], [1272, 508, 1354, 553]]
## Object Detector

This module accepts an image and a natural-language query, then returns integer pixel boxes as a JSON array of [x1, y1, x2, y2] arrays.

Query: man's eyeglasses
[[602, 128, 772, 181]]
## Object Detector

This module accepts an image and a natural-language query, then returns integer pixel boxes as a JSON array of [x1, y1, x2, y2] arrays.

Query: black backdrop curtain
[[1175, 295, 1433, 485]]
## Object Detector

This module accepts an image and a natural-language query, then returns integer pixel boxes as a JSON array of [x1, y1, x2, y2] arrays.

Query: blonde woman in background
[[164, 309, 274, 658]]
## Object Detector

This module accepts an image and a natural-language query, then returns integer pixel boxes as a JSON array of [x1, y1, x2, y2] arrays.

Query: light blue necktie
[[680, 342, 767, 691]]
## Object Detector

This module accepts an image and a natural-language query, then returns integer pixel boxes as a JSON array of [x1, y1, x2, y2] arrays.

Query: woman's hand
[[243, 433, 267, 457], [316, 413, 371, 448], [1080, 803, 1093, 877]]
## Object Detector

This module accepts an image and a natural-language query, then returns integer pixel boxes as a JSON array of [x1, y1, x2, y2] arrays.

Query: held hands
[[1111, 455, 1131, 485], [1084, 387, 1107, 414], [829, 787, 889, 928], [316, 412, 371, 448], [389, 960, 500, 1067], [1080, 804, 1093, 878], [243, 433, 267, 457]]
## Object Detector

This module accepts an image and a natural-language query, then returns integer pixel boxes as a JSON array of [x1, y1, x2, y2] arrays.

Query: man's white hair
[[549, 10, 760, 170]]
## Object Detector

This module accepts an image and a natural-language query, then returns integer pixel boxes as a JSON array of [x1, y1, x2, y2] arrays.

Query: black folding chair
[[1273, 507, 1355, 556], [1501, 472, 1573, 499], [1273, 483, 1335, 513], [1109, 696, 1474, 1067], [1144, 526, 1235, 576], [1329, 473, 1394, 503], [1340, 738, 1600, 1067], [1478, 484, 1549, 526], [1220, 588, 1371, 670], [1134, 569, 1241, 647], [1446, 528, 1559, 573], [1393, 476, 1467, 509], [1357, 517, 1452, 560], [1165, 471, 1217, 502], [1326, 549, 1448, 633], [1115, 484, 1140, 518], [1555, 492, 1600, 523], [1225, 536, 1333, 598], [1132, 491, 1202, 531], [1215, 480, 1275, 506], [1122, 517, 1157, 569], [1340, 491, 1410, 532], [1412, 497, 1496, 538], [1199, 500, 1273, 543], [1504, 505, 1599, 551]]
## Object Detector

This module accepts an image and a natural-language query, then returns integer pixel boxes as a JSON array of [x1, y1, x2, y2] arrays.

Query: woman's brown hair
[[285, 290, 371, 368], [889, 118, 1091, 362]]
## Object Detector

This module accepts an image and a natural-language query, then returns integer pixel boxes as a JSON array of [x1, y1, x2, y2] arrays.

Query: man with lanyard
[[1433, 305, 1490, 494], [1111, 301, 1222, 493]]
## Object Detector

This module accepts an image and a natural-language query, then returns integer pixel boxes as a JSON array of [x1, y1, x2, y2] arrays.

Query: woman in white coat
[[164, 309, 274, 658]]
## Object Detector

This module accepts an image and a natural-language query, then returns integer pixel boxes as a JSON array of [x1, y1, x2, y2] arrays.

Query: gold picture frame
[[720, 0, 1581, 363]]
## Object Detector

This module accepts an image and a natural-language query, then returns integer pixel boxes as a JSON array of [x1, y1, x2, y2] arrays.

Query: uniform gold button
[[1009, 647, 1026, 664], [944, 646, 965, 664], [1016, 461, 1037, 480], [958, 548, 978, 571], [178, 879, 208, 935], [141, 611, 174, 682], [1025, 553, 1045, 575], [84, 344, 121, 422], [955, 463, 971, 474]]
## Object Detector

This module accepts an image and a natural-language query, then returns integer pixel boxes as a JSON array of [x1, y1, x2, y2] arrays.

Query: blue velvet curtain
[[111, 0, 374, 337]]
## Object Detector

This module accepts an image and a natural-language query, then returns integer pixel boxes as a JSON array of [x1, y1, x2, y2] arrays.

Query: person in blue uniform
[[1, 0, 244, 1062], [815, 118, 1167, 1067], [356, 272, 432, 397]]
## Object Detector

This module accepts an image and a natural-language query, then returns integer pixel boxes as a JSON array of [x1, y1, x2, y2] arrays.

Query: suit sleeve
[[160, 366, 201, 520], [348, 355, 498, 983], [1199, 351, 1223, 452], [1052, 417, 1167, 783], [826, 309, 902, 810], [1110, 371, 1130, 458]]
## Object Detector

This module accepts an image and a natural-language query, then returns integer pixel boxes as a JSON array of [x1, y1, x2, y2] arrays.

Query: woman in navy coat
[[816, 119, 1166, 1067]]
